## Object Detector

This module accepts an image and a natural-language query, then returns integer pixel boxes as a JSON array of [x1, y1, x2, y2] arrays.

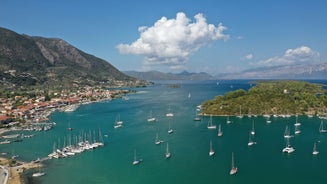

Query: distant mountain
[[216, 63, 327, 79], [0, 27, 139, 89], [124, 70, 217, 80]]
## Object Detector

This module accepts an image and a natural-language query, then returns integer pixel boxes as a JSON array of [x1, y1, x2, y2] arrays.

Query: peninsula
[[201, 80, 327, 116]]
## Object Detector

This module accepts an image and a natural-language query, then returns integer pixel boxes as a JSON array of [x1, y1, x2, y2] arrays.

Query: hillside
[[124, 70, 217, 80], [0, 27, 140, 90], [201, 81, 327, 116]]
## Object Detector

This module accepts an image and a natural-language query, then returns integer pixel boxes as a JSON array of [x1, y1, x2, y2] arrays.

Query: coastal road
[[0, 165, 8, 184]]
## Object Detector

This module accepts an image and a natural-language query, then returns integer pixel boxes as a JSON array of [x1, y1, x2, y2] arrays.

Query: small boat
[[217, 124, 223, 137], [188, 92, 191, 99], [229, 152, 238, 175], [147, 111, 157, 122], [67, 122, 73, 131], [236, 106, 243, 119], [250, 121, 255, 135], [209, 140, 215, 156], [226, 116, 232, 124], [155, 133, 163, 145], [294, 114, 301, 126], [319, 120, 327, 133], [207, 116, 216, 129], [282, 138, 295, 153], [312, 142, 319, 155], [133, 149, 141, 165], [165, 142, 171, 159], [284, 125, 293, 138], [114, 114, 123, 128], [247, 131, 256, 146], [294, 124, 301, 134], [32, 166, 46, 177], [193, 110, 201, 121], [166, 105, 174, 117], [168, 120, 173, 134]]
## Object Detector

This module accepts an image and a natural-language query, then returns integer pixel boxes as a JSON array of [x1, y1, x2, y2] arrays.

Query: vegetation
[[201, 80, 327, 116]]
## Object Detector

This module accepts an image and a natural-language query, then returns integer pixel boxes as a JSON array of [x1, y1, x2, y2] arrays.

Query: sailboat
[[147, 111, 157, 122], [226, 115, 232, 124], [319, 120, 327, 133], [165, 142, 171, 158], [284, 125, 293, 138], [188, 92, 191, 99], [32, 165, 46, 177], [217, 124, 223, 137], [294, 124, 301, 134], [114, 114, 123, 128], [193, 110, 201, 121], [229, 152, 238, 175], [250, 121, 255, 135], [294, 114, 301, 126], [209, 140, 215, 156], [132, 149, 141, 165], [282, 137, 295, 153], [168, 120, 173, 134], [236, 105, 243, 118], [67, 122, 73, 131], [166, 105, 174, 117], [247, 131, 257, 146], [312, 142, 319, 155], [155, 133, 163, 145], [207, 116, 216, 129]]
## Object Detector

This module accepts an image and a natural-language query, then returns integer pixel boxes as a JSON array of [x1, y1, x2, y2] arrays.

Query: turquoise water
[[1, 80, 327, 184]]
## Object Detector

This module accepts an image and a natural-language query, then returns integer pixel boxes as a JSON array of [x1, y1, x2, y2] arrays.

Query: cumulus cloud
[[117, 12, 229, 67], [241, 54, 253, 60], [254, 46, 320, 67]]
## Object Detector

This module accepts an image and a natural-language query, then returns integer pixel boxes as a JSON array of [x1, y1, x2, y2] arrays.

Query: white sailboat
[[312, 142, 319, 155], [207, 115, 216, 129], [32, 166, 46, 177], [165, 142, 171, 159], [319, 120, 327, 133], [147, 111, 157, 122], [166, 105, 174, 117], [188, 92, 191, 99], [217, 124, 223, 137], [294, 124, 301, 134], [209, 140, 215, 156], [236, 105, 243, 118], [284, 125, 293, 138], [168, 120, 173, 134], [282, 137, 295, 153], [229, 152, 238, 175], [194, 110, 201, 121], [226, 115, 232, 124], [155, 133, 163, 145], [132, 149, 141, 165], [114, 114, 123, 128], [247, 131, 257, 146], [294, 114, 301, 126], [250, 121, 255, 135]]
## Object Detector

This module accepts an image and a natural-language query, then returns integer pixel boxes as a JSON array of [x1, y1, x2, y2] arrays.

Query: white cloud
[[241, 54, 253, 60], [254, 46, 320, 67], [117, 12, 229, 67]]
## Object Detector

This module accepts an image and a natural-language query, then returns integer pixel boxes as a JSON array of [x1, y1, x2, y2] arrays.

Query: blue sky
[[1, 0, 327, 75]]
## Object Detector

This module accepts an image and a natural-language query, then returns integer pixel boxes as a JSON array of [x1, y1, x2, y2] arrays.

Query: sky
[[1, 0, 327, 75]]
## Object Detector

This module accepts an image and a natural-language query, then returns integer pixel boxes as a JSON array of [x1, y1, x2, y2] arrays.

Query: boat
[[250, 121, 255, 135], [67, 122, 73, 131], [188, 92, 191, 99], [207, 116, 216, 129], [282, 138, 295, 153], [168, 120, 173, 134], [165, 142, 171, 159], [32, 166, 46, 177], [0, 140, 11, 144], [236, 105, 243, 118], [284, 125, 293, 138], [155, 133, 163, 145], [132, 149, 141, 165], [166, 105, 174, 117], [247, 131, 256, 146], [319, 120, 327, 133], [193, 110, 201, 121], [217, 124, 223, 137], [294, 114, 301, 126], [209, 140, 215, 156], [147, 111, 157, 122], [226, 115, 232, 124], [294, 124, 301, 134], [312, 142, 319, 155], [114, 114, 123, 128], [229, 152, 238, 175]]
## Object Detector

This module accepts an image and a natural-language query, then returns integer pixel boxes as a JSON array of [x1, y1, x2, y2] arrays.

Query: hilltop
[[201, 80, 327, 116], [0, 27, 144, 91]]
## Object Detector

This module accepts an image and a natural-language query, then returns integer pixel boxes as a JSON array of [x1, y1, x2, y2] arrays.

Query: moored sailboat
[[166, 105, 174, 117], [247, 131, 256, 146], [165, 142, 171, 159], [168, 120, 173, 134], [209, 140, 215, 156], [282, 137, 295, 153], [229, 152, 238, 175], [155, 133, 163, 145], [319, 120, 327, 133], [147, 111, 157, 122], [193, 110, 201, 121], [217, 124, 223, 137], [312, 142, 319, 155], [207, 115, 216, 129], [133, 149, 141, 165]]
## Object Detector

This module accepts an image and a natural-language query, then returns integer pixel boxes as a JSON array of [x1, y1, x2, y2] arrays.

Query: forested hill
[[201, 81, 327, 116], [0, 27, 141, 90]]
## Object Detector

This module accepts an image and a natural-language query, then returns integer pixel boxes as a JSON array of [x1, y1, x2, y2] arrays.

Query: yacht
[[168, 120, 173, 134], [165, 143, 171, 159], [282, 138, 295, 153], [319, 120, 327, 133], [312, 142, 319, 155], [229, 152, 238, 175], [207, 116, 217, 129], [133, 149, 141, 165], [247, 131, 256, 146], [155, 133, 163, 145], [250, 121, 255, 135], [209, 140, 215, 156], [217, 124, 223, 137], [166, 105, 174, 117], [147, 111, 157, 122]]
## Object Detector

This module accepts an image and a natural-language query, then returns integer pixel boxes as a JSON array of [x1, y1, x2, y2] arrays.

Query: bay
[[2, 80, 327, 184]]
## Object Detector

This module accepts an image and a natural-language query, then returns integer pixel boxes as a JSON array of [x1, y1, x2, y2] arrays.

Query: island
[[201, 80, 327, 116]]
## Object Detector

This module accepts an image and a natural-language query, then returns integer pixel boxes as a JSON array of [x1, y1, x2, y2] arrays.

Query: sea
[[1, 80, 327, 184]]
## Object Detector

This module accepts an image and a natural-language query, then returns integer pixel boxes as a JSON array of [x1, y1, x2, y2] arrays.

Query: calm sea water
[[1, 80, 327, 184]]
